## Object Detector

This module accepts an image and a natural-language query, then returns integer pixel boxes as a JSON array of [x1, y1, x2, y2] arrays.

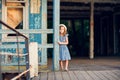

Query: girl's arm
[[58, 37, 69, 45]]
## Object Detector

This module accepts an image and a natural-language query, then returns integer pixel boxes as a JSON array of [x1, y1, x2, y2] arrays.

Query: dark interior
[[47, 1, 120, 57]]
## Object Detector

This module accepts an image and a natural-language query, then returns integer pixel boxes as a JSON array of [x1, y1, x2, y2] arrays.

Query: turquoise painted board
[[0, 0, 1, 39], [29, 0, 44, 65]]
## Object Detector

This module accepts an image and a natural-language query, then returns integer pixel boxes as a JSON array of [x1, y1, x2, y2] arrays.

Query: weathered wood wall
[[0, 0, 49, 72]]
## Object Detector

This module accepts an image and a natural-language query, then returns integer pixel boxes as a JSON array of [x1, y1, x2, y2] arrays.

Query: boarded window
[[6, 2, 24, 36]]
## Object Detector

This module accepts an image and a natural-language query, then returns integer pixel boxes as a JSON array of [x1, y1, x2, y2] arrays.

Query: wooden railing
[[11, 66, 32, 80]]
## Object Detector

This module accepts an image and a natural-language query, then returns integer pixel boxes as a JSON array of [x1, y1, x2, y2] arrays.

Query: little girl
[[58, 24, 71, 71]]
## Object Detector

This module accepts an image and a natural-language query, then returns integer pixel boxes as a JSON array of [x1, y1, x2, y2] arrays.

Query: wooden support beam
[[53, 0, 60, 71], [41, 0, 47, 65], [48, 0, 120, 3], [90, 0, 94, 59], [48, 6, 113, 11]]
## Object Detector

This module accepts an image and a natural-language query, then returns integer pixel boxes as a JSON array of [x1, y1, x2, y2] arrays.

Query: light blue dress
[[59, 34, 71, 61]]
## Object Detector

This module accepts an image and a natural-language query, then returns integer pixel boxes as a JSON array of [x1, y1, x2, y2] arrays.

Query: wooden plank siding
[[38, 70, 120, 80]]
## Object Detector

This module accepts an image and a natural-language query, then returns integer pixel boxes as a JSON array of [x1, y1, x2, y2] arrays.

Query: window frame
[[2, 0, 29, 42]]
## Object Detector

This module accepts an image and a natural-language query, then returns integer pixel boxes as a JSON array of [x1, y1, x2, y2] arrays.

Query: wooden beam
[[90, 0, 94, 59], [48, 0, 120, 3], [0, 29, 53, 34], [53, 0, 60, 71], [41, 0, 47, 65], [48, 6, 113, 11]]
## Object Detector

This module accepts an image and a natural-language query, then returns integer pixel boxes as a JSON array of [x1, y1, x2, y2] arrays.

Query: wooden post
[[0, 53, 2, 80], [0, 1, 2, 80], [29, 42, 38, 78], [53, 0, 60, 70], [90, 0, 94, 59], [41, 0, 47, 65]]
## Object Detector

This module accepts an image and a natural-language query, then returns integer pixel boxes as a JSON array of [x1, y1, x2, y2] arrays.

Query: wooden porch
[[3, 57, 120, 80], [38, 70, 120, 80], [34, 57, 120, 80]]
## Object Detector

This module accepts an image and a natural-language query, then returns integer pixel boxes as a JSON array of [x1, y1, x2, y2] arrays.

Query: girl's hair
[[59, 24, 67, 36]]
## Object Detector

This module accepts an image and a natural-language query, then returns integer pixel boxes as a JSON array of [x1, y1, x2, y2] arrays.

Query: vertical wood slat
[[41, 0, 47, 65], [0, 2, 2, 79], [29, 42, 38, 78], [90, 0, 94, 59], [53, 0, 60, 70]]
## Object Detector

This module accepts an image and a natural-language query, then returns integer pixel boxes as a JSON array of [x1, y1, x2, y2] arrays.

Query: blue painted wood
[[41, 0, 47, 65], [29, 0, 43, 65], [29, 0, 42, 43], [0, 0, 2, 40], [0, 44, 53, 48], [0, 29, 53, 34], [53, 0, 60, 70], [0, 0, 51, 68]]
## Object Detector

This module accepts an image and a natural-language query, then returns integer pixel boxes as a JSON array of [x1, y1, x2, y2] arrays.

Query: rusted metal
[[0, 20, 28, 39], [0, 20, 30, 79]]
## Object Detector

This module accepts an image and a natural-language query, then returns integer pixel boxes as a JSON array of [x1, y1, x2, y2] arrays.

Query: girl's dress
[[59, 34, 71, 61]]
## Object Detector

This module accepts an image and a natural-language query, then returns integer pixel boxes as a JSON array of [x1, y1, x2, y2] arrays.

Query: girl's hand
[[58, 41, 62, 44]]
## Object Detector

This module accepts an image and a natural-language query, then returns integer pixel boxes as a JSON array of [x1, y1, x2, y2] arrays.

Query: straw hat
[[60, 24, 67, 30]]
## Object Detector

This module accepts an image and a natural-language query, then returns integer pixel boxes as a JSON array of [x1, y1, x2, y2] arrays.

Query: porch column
[[90, 0, 94, 59], [53, 0, 60, 70]]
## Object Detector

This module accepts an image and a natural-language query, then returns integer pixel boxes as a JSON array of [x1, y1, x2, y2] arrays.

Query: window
[[2, 0, 28, 42]]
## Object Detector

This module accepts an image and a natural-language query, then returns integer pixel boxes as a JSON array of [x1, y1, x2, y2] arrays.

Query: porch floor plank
[[100, 71, 117, 80], [54, 71, 63, 80], [91, 71, 109, 80], [112, 70, 120, 77], [74, 71, 86, 80], [87, 71, 102, 80], [40, 72, 48, 80], [38, 70, 120, 80], [48, 72, 54, 80], [80, 71, 94, 80], [62, 71, 71, 80], [106, 71, 120, 80], [68, 71, 78, 80]]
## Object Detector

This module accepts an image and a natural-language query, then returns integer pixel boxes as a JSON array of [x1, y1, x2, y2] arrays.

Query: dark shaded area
[[2, 73, 26, 80], [48, 1, 120, 57], [7, 21, 23, 36]]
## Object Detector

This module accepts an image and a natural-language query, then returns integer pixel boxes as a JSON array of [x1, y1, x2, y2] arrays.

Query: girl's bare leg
[[65, 60, 69, 70], [60, 61, 64, 70]]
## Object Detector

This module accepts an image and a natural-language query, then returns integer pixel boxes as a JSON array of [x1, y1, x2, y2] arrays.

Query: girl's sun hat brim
[[60, 24, 67, 30]]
